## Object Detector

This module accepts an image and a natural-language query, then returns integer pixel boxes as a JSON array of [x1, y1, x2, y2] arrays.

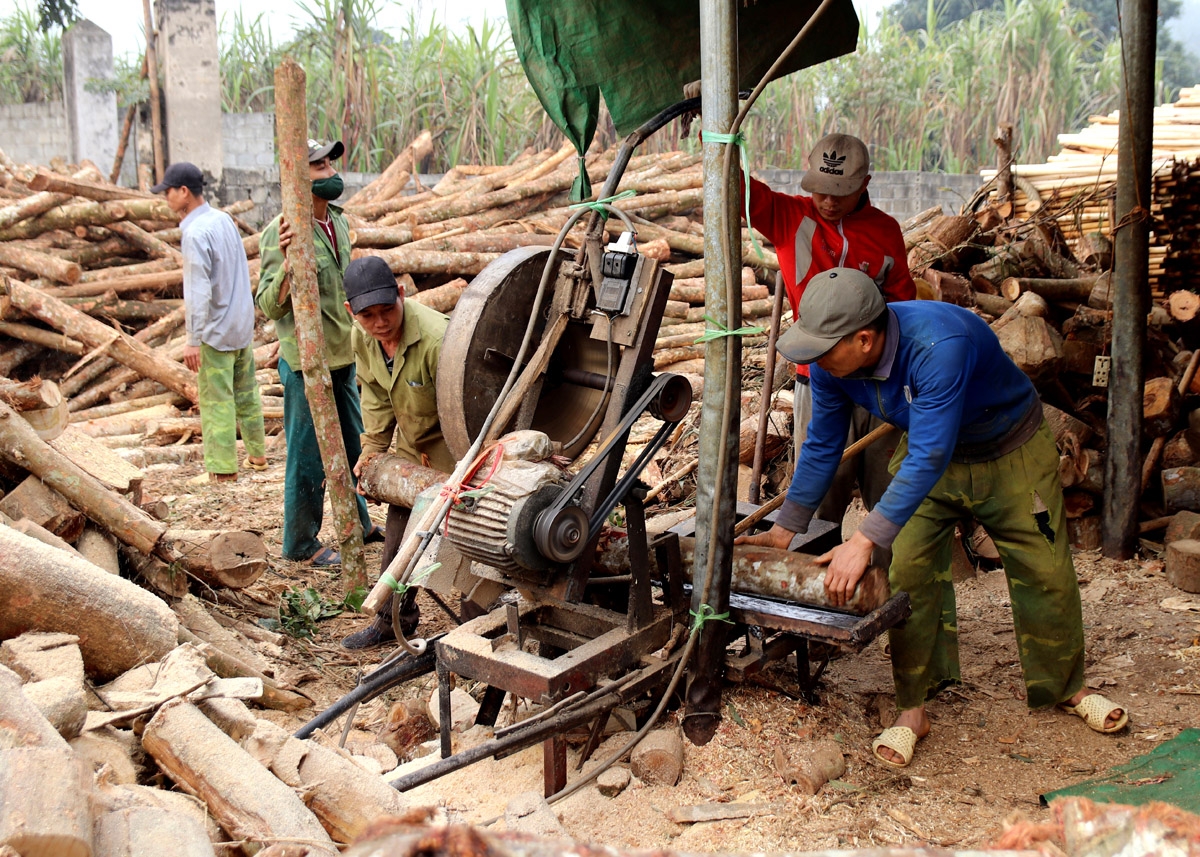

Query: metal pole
[[684, 0, 740, 745], [1103, 0, 1155, 558]]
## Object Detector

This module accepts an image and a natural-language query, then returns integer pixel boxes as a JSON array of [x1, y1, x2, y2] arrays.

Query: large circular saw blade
[[438, 246, 610, 461]]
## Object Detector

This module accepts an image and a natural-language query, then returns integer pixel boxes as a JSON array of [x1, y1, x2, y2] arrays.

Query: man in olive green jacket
[[337, 256, 457, 649], [256, 139, 381, 566]]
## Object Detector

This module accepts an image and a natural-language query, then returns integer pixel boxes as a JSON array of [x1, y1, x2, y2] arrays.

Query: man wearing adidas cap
[[737, 268, 1126, 767], [745, 133, 915, 538]]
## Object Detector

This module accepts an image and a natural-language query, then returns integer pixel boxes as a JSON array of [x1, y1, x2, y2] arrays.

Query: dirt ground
[[150, 449, 1200, 853]]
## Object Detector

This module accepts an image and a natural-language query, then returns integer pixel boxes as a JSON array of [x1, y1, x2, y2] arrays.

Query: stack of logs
[[0, 524, 417, 856]]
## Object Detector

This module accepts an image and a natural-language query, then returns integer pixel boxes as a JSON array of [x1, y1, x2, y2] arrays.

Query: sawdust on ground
[[149, 451, 1200, 853]]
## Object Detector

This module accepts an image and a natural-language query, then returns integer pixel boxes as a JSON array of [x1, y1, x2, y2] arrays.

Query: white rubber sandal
[[1061, 693, 1128, 734], [871, 726, 919, 768]]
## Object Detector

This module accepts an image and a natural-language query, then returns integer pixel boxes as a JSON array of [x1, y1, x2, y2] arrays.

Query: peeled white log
[[0, 746, 92, 857], [94, 807, 214, 857]]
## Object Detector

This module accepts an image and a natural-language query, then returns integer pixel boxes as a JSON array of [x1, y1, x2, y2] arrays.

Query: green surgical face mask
[[312, 174, 344, 201]]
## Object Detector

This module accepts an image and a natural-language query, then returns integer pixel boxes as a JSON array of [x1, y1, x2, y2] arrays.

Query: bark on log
[[44, 268, 183, 299], [26, 167, 157, 202], [1165, 539, 1200, 593], [276, 58, 365, 590], [774, 739, 846, 795], [0, 318, 87, 354], [0, 242, 82, 284], [0, 166, 101, 231], [1165, 510, 1200, 545], [0, 475, 86, 541], [356, 454, 448, 507], [1162, 467, 1200, 513], [242, 719, 410, 843], [0, 198, 174, 242], [94, 807, 215, 857], [1000, 275, 1100, 303], [141, 699, 336, 854], [345, 130, 433, 207], [70, 391, 187, 423], [1143, 375, 1182, 439], [105, 220, 183, 262], [410, 278, 468, 313], [0, 527, 178, 679], [165, 529, 268, 590], [674, 537, 889, 614], [0, 401, 166, 557], [58, 304, 185, 399], [355, 247, 501, 277], [630, 729, 683, 786], [0, 746, 92, 857], [1, 278, 198, 402], [0, 511, 80, 555]]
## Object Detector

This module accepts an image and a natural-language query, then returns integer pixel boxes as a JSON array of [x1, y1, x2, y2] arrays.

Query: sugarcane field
[[2, 0, 1200, 855]]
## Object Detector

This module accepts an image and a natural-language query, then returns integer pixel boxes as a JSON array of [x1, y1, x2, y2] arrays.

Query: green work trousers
[[197, 343, 266, 476], [887, 420, 1086, 711], [278, 357, 372, 560]]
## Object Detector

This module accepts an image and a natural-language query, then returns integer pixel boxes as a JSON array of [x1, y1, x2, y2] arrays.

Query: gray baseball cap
[[776, 268, 885, 364], [307, 138, 345, 163], [800, 133, 870, 196]]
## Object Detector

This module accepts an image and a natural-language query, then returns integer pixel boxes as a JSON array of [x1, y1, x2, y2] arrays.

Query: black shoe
[[340, 623, 395, 650], [364, 523, 386, 543]]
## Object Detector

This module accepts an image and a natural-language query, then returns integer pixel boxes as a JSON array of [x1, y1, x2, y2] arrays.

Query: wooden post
[[274, 58, 365, 589], [142, 0, 165, 183]]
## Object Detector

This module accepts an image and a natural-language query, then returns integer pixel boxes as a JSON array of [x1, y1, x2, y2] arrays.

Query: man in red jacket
[[747, 133, 915, 538]]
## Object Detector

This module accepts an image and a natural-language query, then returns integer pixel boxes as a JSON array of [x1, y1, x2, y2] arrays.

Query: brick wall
[[0, 102, 69, 166]]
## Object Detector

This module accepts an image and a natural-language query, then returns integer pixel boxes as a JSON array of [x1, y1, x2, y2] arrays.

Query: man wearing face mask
[[256, 139, 384, 567]]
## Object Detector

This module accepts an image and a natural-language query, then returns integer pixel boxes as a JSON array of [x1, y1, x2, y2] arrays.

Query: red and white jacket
[[746, 177, 916, 375]]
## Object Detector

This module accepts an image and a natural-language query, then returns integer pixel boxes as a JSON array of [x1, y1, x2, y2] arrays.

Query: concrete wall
[[0, 102, 69, 167], [754, 167, 982, 220], [156, 0, 223, 182], [62, 20, 118, 172]]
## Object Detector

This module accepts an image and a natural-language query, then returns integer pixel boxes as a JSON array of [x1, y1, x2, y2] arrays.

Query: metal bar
[[686, 0, 741, 745], [1103, 0, 1155, 558]]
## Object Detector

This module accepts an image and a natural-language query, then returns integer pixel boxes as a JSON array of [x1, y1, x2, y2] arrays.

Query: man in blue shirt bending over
[[738, 268, 1127, 768]]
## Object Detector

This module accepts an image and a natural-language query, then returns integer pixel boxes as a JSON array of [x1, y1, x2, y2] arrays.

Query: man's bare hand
[[278, 217, 294, 252], [354, 452, 379, 499], [815, 530, 875, 607], [183, 345, 201, 373], [734, 523, 794, 550]]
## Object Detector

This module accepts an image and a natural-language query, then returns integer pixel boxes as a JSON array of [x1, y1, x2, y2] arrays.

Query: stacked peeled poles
[[976, 85, 1200, 301]]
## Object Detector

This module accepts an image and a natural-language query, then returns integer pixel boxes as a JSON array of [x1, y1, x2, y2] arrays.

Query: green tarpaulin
[[505, 0, 860, 198], [1042, 728, 1200, 814]]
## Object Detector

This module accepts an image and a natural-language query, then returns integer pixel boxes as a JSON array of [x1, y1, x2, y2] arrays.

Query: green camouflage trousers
[[887, 419, 1085, 711], [197, 343, 266, 475]]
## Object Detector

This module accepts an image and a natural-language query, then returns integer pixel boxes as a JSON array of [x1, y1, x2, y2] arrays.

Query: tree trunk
[[1, 278, 198, 402], [276, 58, 365, 590], [242, 719, 411, 843], [0, 746, 92, 857], [0, 475, 86, 542], [165, 529, 268, 590], [1163, 467, 1200, 513], [0, 242, 82, 283], [0, 319, 87, 355], [0, 527, 179, 679], [1000, 275, 1100, 303], [630, 729, 683, 786], [141, 699, 336, 855], [356, 454, 448, 508], [0, 401, 166, 558]]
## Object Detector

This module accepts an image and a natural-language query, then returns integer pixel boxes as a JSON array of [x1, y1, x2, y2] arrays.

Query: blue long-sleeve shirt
[[180, 202, 255, 352], [779, 301, 1042, 547]]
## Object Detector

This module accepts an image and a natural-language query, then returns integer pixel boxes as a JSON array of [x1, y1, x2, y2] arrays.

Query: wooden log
[[0, 243, 81, 284], [74, 403, 182, 438], [1163, 431, 1200, 470], [1168, 290, 1200, 322], [70, 391, 188, 423], [972, 292, 1013, 317], [0, 165, 102, 231], [0, 475, 87, 542], [994, 315, 1063, 382], [118, 544, 189, 598], [0, 527, 179, 679], [21, 675, 87, 741], [670, 282, 768, 304], [48, 425, 145, 502], [0, 663, 69, 749], [77, 254, 180, 283], [0, 198, 174, 242], [242, 719, 411, 843], [1163, 466, 1200, 513], [1164, 510, 1200, 545], [923, 269, 974, 306], [58, 304, 185, 400], [0, 319, 87, 355], [1, 278, 198, 402], [1000, 275, 1100, 303], [1143, 375, 1182, 439], [0, 340, 40, 377], [773, 739, 845, 795], [105, 220, 183, 262], [379, 698, 436, 761], [990, 289, 1050, 332], [409, 278, 468, 313], [354, 247, 501, 277], [1165, 539, 1200, 593], [175, 628, 309, 713], [630, 729, 683, 786], [94, 807, 215, 857], [75, 524, 121, 574], [1067, 515, 1103, 550], [166, 529, 267, 590], [0, 746, 92, 857], [172, 596, 274, 682], [356, 454, 448, 508], [141, 699, 336, 854], [1043, 403, 1094, 446], [43, 268, 183, 299], [345, 130, 433, 207], [26, 167, 157, 202], [276, 58, 365, 592]]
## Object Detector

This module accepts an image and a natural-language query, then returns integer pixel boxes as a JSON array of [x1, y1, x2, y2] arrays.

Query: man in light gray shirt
[[155, 162, 266, 482]]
